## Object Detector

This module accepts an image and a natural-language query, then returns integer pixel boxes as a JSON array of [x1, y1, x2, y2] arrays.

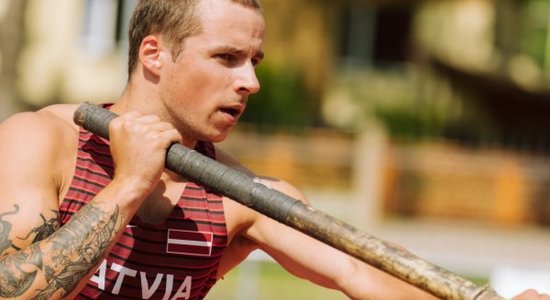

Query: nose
[[236, 62, 260, 96]]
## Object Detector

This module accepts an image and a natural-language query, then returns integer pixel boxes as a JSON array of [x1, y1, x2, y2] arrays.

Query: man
[[0, 0, 547, 299]]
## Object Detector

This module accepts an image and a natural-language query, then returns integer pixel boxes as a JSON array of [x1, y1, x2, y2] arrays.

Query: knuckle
[[109, 119, 123, 132]]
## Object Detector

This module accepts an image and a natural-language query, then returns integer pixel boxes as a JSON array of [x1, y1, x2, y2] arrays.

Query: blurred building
[[257, 0, 550, 227], [0, 0, 27, 119], [7, 0, 134, 108]]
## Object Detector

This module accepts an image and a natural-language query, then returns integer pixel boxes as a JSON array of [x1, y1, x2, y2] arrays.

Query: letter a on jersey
[[166, 229, 213, 257]]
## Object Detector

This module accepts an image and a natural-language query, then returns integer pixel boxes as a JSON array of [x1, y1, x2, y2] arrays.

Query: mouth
[[219, 102, 245, 119], [220, 107, 242, 118]]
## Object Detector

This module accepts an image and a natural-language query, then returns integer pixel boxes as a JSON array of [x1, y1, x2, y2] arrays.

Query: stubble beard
[[165, 107, 203, 145], [165, 107, 231, 145]]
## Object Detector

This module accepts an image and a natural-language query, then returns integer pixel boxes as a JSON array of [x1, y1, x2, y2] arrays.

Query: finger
[[110, 111, 144, 131], [512, 289, 537, 300], [118, 110, 144, 120], [144, 122, 176, 132], [511, 289, 550, 300], [140, 127, 182, 146], [114, 115, 171, 132], [156, 128, 183, 146], [133, 114, 162, 124]]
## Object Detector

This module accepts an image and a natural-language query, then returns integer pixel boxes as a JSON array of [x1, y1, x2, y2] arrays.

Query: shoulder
[[214, 145, 307, 203], [214, 146, 255, 176], [0, 104, 79, 177], [1, 104, 79, 134], [218, 143, 309, 234], [1, 104, 79, 149], [253, 176, 308, 204], [39, 103, 81, 130]]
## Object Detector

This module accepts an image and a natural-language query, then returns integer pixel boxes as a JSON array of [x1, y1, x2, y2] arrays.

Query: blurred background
[[2, 0, 550, 298]]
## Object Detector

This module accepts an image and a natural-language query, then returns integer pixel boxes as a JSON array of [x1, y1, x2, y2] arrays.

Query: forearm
[[0, 181, 144, 299], [340, 257, 439, 300]]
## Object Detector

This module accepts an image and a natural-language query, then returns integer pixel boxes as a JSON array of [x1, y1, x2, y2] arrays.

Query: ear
[[139, 35, 163, 76]]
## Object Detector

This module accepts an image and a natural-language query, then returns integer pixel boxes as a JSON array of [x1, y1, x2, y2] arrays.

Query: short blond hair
[[127, 0, 263, 77]]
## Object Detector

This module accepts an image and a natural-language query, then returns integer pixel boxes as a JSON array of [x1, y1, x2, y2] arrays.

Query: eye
[[216, 53, 238, 65]]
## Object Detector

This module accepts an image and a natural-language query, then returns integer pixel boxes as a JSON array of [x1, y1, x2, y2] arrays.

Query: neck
[[111, 84, 199, 149]]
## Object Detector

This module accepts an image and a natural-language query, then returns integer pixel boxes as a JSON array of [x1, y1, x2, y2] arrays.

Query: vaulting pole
[[74, 102, 506, 300]]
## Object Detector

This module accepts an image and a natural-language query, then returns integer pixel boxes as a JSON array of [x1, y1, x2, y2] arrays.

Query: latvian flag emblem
[[166, 229, 214, 257]]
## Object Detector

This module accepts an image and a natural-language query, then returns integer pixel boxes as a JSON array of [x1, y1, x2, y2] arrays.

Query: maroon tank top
[[60, 126, 228, 299]]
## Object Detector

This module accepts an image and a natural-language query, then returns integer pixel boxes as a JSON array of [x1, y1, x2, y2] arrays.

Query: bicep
[[0, 193, 60, 257], [246, 209, 351, 289], [241, 178, 346, 287], [0, 113, 63, 256]]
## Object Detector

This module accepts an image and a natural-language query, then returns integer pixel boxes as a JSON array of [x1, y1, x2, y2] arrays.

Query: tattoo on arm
[[17, 210, 61, 243], [0, 243, 43, 297], [0, 203, 120, 298], [34, 203, 120, 298], [0, 205, 21, 256], [0, 206, 60, 257]]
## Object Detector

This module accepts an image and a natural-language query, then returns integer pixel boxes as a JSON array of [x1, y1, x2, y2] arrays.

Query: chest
[[59, 129, 250, 252], [136, 178, 248, 245], [59, 137, 229, 235], [136, 178, 188, 224]]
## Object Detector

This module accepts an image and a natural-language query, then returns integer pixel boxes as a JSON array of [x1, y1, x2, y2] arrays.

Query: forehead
[[192, 0, 265, 47]]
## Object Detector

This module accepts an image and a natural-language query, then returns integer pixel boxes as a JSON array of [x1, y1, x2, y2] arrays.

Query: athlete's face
[[158, 0, 264, 144]]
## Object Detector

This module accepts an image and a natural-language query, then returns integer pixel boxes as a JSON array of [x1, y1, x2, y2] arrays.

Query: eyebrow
[[213, 45, 264, 60]]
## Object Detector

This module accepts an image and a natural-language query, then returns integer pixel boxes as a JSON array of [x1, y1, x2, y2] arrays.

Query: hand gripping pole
[[74, 102, 506, 300]]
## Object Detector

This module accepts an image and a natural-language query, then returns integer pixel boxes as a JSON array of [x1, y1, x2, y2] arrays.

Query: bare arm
[[0, 109, 181, 299], [0, 189, 125, 299], [234, 178, 436, 300], [214, 148, 436, 299]]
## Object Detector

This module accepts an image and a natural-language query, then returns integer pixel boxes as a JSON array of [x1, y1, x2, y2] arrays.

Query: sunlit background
[[2, 0, 550, 298]]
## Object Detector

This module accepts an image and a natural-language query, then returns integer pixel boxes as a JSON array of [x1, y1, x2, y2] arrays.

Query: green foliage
[[241, 63, 314, 132], [372, 102, 446, 141], [206, 261, 348, 300], [519, 0, 550, 68]]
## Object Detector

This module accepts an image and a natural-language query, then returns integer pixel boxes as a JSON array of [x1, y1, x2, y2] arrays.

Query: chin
[[209, 134, 229, 143], [203, 131, 231, 144], [214, 125, 235, 141]]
